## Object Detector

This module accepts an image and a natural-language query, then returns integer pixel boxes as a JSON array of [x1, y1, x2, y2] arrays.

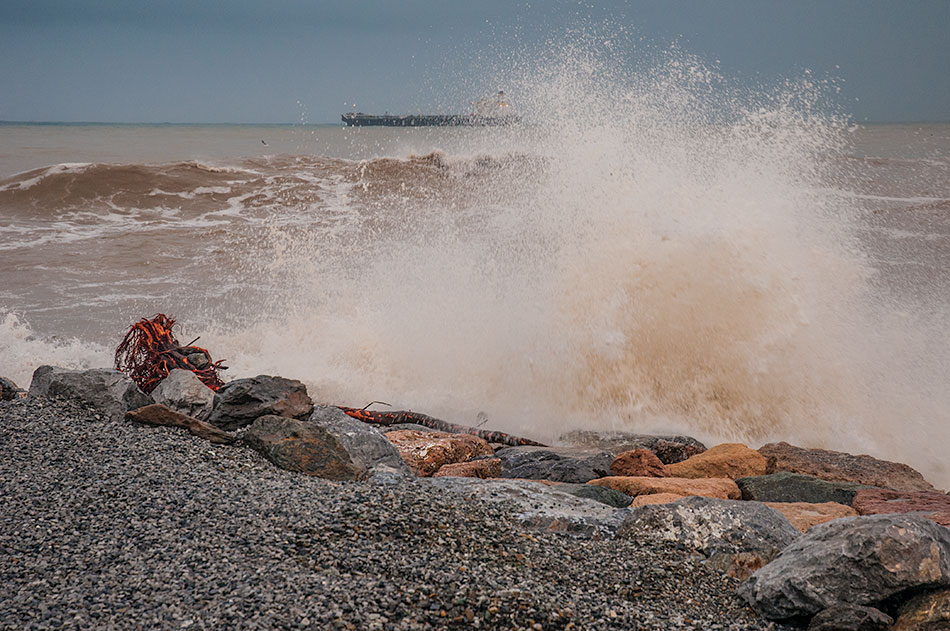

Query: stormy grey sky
[[1, 0, 948, 124]]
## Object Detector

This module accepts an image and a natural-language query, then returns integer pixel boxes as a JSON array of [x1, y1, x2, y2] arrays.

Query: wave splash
[[1, 41, 947, 487]]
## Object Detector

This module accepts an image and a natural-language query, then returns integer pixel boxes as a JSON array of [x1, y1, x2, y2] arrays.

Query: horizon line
[[2, 118, 950, 126]]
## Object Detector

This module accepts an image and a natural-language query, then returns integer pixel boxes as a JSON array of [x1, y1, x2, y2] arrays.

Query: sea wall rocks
[[28, 366, 151, 420], [208, 375, 313, 431], [385, 429, 493, 476], [736, 471, 875, 505], [739, 514, 950, 620], [852, 488, 950, 526], [0, 376, 24, 400], [243, 407, 409, 480], [617, 497, 801, 580], [126, 403, 235, 445], [427, 477, 629, 538], [806, 605, 893, 631], [665, 443, 767, 480], [609, 448, 667, 477], [764, 501, 858, 532], [151, 369, 215, 421], [588, 475, 741, 500], [759, 441, 935, 493], [433, 458, 502, 479], [494, 445, 614, 483], [892, 588, 950, 630], [559, 430, 706, 464]]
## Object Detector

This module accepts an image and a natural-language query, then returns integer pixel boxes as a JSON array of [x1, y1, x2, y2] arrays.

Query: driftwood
[[114, 314, 226, 394], [337, 406, 547, 447]]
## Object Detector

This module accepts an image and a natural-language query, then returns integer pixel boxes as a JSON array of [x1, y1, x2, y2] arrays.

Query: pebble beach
[[0, 396, 791, 631]]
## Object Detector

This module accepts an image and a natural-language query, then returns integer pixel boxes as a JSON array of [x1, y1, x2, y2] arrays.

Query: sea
[[1, 97, 948, 487]]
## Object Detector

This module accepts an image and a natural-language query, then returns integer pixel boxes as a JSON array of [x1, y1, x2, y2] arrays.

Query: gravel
[[0, 397, 793, 630]]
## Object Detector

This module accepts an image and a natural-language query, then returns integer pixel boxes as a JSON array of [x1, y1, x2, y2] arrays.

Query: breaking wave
[[1, 38, 948, 487]]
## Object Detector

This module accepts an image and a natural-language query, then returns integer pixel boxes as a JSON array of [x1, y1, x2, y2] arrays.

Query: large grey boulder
[[151, 369, 215, 421], [427, 477, 629, 538], [494, 445, 613, 483], [617, 496, 801, 580], [555, 483, 633, 508], [209, 375, 312, 431], [739, 514, 950, 620], [28, 366, 151, 420], [243, 406, 410, 480], [559, 430, 706, 464], [736, 472, 877, 506]]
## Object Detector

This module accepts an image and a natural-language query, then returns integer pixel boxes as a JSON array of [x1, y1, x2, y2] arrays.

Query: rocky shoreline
[[2, 366, 949, 630]]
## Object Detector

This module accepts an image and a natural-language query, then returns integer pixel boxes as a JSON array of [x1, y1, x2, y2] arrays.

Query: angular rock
[[426, 477, 629, 538], [208, 375, 312, 431], [892, 588, 950, 631], [764, 502, 858, 533], [243, 407, 409, 480], [852, 488, 950, 527], [433, 458, 503, 479], [632, 492, 686, 507], [665, 442, 767, 480], [554, 483, 633, 508], [739, 514, 950, 620], [760, 441, 934, 493], [0, 376, 24, 401], [617, 497, 800, 572], [385, 429, 493, 477], [494, 445, 614, 483], [308, 406, 411, 476], [706, 551, 773, 582], [126, 403, 235, 445], [151, 369, 215, 421], [609, 448, 667, 477], [559, 429, 706, 464], [736, 471, 876, 506], [807, 605, 893, 631], [28, 366, 151, 420], [588, 475, 741, 500]]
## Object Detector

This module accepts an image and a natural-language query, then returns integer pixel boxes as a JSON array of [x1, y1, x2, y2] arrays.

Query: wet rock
[[807, 605, 893, 631], [892, 588, 950, 631], [764, 501, 858, 532], [0, 376, 24, 401], [665, 443, 767, 480], [433, 458, 503, 479], [609, 448, 667, 477], [588, 475, 741, 500], [126, 403, 235, 445], [385, 429, 493, 477], [617, 497, 800, 580], [736, 471, 876, 506], [760, 441, 934, 493], [208, 375, 312, 431], [151, 369, 215, 421], [739, 514, 950, 620], [308, 406, 411, 476], [28, 366, 151, 420], [559, 430, 706, 464], [427, 477, 629, 538], [554, 483, 633, 508], [494, 445, 614, 483], [632, 493, 686, 507], [185, 352, 210, 369], [243, 407, 409, 480], [852, 488, 950, 527]]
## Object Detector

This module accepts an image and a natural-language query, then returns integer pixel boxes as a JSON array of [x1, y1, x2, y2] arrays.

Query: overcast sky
[[1, 0, 948, 124]]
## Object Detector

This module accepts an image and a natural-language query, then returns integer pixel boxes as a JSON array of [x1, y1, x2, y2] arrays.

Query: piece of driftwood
[[114, 314, 226, 394], [337, 406, 547, 447]]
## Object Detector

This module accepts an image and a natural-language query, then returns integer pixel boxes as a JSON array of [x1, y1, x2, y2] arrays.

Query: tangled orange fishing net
[[114, 314, 226, 394]]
